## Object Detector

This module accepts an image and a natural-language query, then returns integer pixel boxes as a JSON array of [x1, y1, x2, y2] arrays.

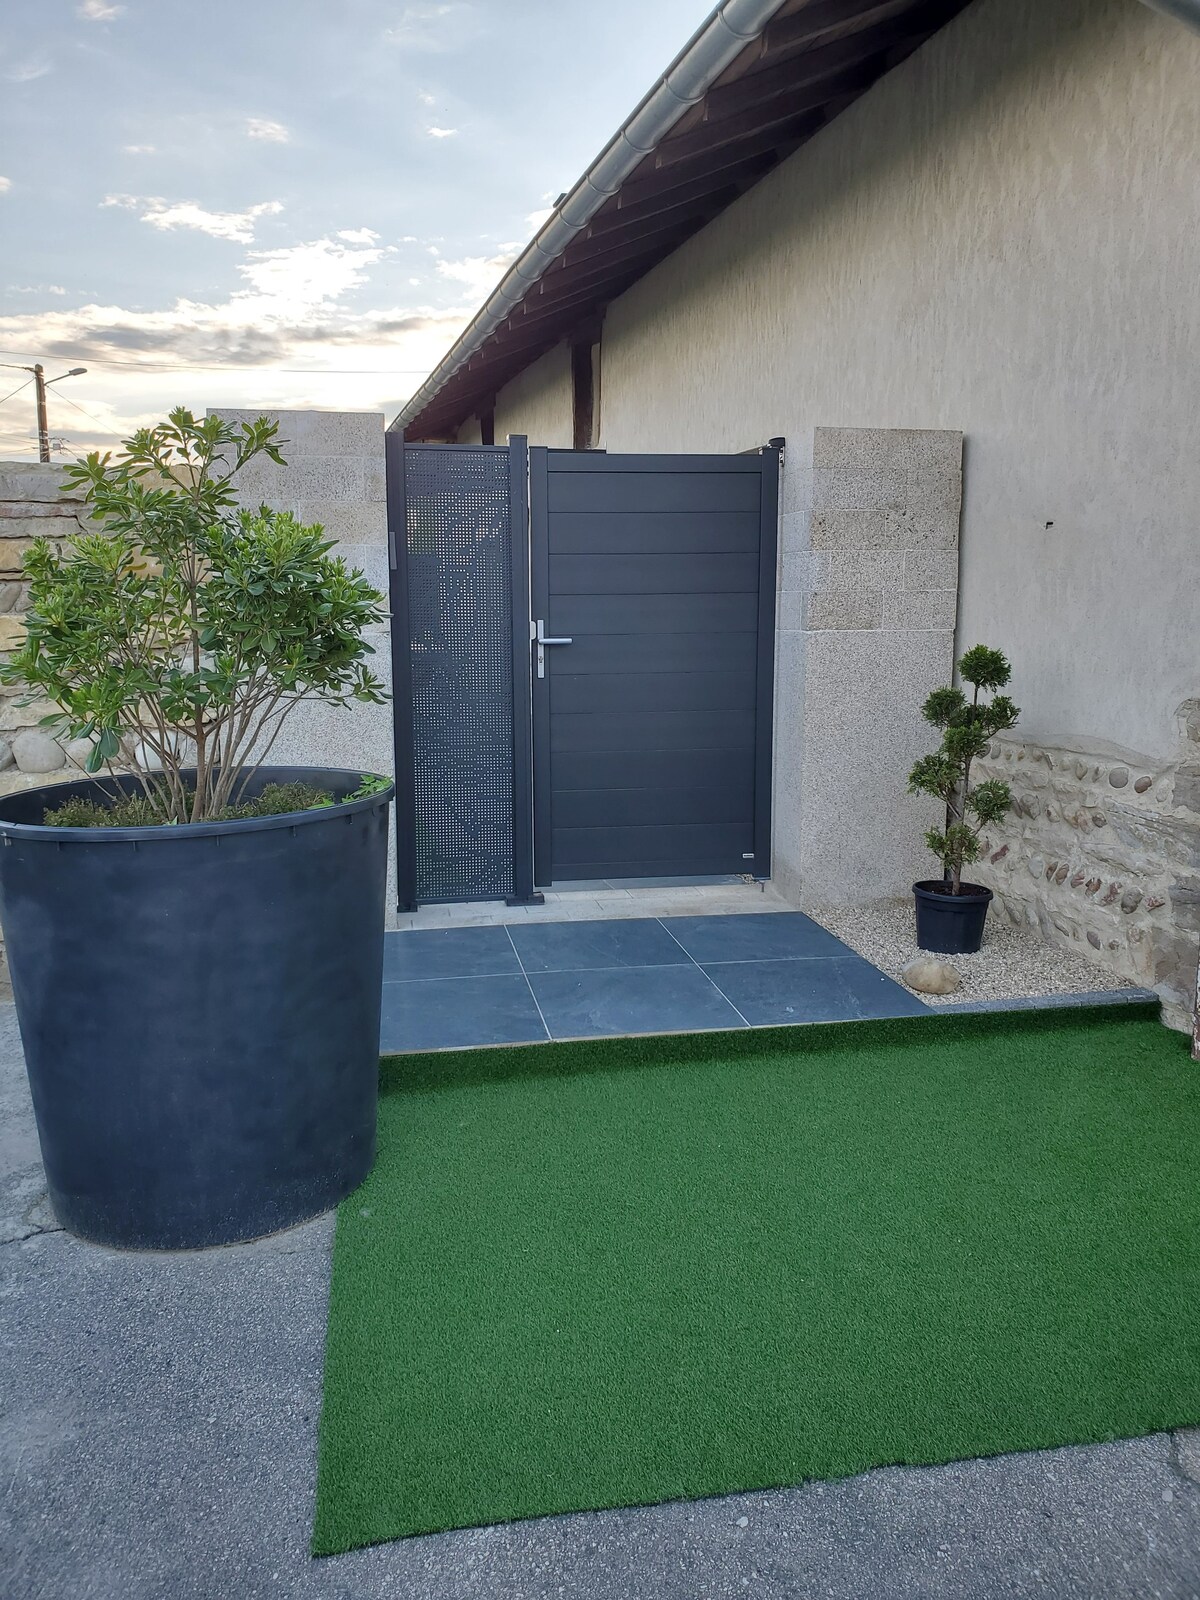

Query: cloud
[[0, 228, 488, 456], [7, 285, 68, 296], [246, 118, 289, 144], [78, 0, 124, 17], [6, 58, 52, 83], [435, 247, 521, 303], [102, 194, 284, 243], [122, 144, 155, 155], [426, 127, 457, 139], [0, 177, 11, 195], [383, 5, 465, 50]]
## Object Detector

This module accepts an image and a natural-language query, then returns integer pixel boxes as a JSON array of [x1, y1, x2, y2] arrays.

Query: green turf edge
[[313, 999, 1188, 1557], [377, 999, 1169, 1097]]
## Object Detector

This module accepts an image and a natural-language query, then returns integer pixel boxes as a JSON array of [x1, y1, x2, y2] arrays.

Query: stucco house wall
[[477, 0, 1199, 1010], [486, 0, 1197, 760], [487, 342, 574, 449]]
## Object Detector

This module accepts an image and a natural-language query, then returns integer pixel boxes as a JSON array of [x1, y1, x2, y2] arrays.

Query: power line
[[0, 376, 36, 408], [0, 346, 432, 376], [47, 389, 119, 437]]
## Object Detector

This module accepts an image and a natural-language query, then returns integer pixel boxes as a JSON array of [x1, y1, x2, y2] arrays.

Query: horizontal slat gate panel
[[551, 710, 754, 753], [548, 472, 761, 514], [552, 748, 747, 794], [551, 592, 758, 635], [553, 780, 753, 829], [561, 632, 757, 675], [553, 823, 752, 867], [556, 858, 747, 880], [551, 670, 756, 715], [535, 448, 772, 885], [549, 552, 759, 595], [546, 454, 765, 473], [548, 511, 761, 554]]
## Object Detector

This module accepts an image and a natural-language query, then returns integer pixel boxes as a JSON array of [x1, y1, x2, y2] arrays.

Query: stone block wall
[[772, 427, 963, 905], [209, 410, 398, 921], [972, 702, 1200, 1028], [0, 462, 98, 795]]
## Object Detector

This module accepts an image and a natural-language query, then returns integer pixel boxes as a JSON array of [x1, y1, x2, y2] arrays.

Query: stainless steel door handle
[[535, 618, 572, 678]]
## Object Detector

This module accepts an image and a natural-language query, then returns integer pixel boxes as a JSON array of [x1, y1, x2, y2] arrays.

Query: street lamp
[[0, 362, 89, 462]]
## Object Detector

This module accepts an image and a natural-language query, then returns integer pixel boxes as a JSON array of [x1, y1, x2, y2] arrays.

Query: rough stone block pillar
[[772, 427, 963, 906], [209, 409, 398, 920]]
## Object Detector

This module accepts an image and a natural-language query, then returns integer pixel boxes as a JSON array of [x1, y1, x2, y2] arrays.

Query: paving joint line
[[503, 924, 553, 1043], [655, 918, 754, 1029]]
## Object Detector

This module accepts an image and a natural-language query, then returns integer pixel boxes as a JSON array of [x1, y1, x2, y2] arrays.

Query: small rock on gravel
[[902, 956, 961, 995]]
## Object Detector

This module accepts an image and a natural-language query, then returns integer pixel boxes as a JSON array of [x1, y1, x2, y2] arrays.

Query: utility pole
[[0, 362, 88, 460], [32, 364, 49, 463]]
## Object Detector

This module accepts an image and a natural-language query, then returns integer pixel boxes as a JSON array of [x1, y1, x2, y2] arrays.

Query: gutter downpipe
[[393, 0, 787, 431]]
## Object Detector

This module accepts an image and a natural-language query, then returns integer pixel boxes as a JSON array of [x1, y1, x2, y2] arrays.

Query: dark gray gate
[[387, 435, 535, 908], [529, 448, 779, 885]]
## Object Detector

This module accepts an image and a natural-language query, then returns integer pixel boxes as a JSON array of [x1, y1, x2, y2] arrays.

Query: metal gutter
[[392, 0, 787, 431], [1138, 0, 1200, 29]]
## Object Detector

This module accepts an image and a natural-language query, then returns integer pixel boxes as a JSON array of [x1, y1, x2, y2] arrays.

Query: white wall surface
[[490, 0, 1199, 758]]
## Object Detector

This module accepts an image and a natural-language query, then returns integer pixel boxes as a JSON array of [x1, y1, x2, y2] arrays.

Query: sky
[[0, 0, 707, 459]]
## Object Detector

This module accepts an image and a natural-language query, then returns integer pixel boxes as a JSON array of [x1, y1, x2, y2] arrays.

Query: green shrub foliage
[[42, 779, 339, 829], [0, 409, 388, 824], [908, 645, 1020, 894], [40, 777, 395, 829]]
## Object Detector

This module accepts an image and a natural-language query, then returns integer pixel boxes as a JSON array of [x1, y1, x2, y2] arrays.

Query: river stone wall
[[0, 462, 98, 796], [972, 701, 1200, 1030]]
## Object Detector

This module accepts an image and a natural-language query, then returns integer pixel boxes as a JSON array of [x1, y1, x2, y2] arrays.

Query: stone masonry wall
[[0, 462, 98, 794], [972, 701, 1200, 1029], [773, 426, 963, 906], [209, 410, 398, 923]]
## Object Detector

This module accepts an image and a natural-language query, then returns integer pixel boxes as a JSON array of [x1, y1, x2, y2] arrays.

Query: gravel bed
[[810, 898, 1132, 1007]]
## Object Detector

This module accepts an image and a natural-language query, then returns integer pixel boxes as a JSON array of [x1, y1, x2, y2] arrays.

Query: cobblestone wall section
[[973, 701, 1200, 1028], [0, 462, 98, 797]]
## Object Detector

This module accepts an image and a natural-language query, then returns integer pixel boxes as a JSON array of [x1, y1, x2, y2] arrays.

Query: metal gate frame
[[528, 444, 780, 888], [386, 432, 538, 911]]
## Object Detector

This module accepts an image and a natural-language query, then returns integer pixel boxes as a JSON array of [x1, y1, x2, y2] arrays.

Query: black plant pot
[[0, 766, 393, 1250], [912, 879, 993, 955]]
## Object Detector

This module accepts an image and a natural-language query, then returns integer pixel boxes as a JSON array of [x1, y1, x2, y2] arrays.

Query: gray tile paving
[[527, 962, 748, 1040], [379, 974, 547, 1053], [507, 916, 686, 973], [702, 954, 928, 1026]]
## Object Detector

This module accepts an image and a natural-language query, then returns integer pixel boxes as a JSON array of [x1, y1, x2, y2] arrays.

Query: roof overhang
[[394, 0, 975, 440]]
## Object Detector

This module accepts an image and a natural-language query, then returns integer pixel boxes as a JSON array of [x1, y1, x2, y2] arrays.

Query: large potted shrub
[[907, 645, 1019, 954], [0, 409, 393, 1249]]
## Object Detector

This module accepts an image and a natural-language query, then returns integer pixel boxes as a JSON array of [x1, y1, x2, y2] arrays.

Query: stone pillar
[[210, 410, 398, 920], [772, 427, 963, 906]]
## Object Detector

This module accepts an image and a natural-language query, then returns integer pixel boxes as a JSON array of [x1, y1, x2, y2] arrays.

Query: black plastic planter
[[0, 766, 393, 1250], [913, 879, 993, 955]]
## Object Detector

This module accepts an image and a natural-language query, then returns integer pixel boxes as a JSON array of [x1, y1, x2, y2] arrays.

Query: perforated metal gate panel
[[403, 446, 515, 901]]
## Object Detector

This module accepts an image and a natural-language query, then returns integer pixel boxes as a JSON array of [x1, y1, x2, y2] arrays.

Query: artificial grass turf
[[313, 1004, 1200, 1555]]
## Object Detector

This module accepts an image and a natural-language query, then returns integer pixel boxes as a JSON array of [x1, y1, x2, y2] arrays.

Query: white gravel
[[809, 898, 1132, 1007]]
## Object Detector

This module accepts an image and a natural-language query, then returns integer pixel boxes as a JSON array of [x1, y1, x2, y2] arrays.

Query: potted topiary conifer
[[0, 409, 393, 1249], [907, 645, 1019, 954]]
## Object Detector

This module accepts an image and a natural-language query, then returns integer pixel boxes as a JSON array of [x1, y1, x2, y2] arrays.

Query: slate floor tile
[[528, 964, 747, 1040], [508, 917, 685, 973], [703, 955, 929, 1026], [662, 911, 851, 964], [379, 976, 547, 1053], [382, 926, 521, 982]]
